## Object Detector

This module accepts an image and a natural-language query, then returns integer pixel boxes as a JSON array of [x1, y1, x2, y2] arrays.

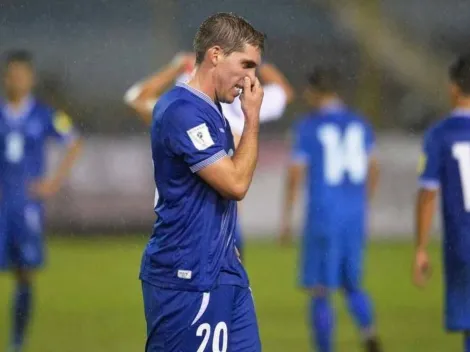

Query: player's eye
[[242, 60, 257, 69]]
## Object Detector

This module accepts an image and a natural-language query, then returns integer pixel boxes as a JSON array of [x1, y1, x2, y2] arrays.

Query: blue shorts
[[300, 220, 365, 290], [444, 260, 470, 331], [141, 282, 261, 352], [0, 202, 45, 270]]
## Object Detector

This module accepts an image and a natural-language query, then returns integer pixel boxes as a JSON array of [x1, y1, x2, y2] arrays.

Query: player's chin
[[220, 94, 236, 104]]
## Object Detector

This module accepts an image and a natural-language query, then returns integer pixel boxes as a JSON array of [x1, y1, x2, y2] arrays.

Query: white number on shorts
[[5, 132, 25, 163], [318, 123, 368, 185], [452, 142, 470, 211], [196, 322, 228, 352]]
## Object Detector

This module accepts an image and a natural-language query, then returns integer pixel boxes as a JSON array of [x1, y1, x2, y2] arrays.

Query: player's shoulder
[[30, 99, 56, 119], [156, 87, 213, 129], [423, 118, 450, 140]]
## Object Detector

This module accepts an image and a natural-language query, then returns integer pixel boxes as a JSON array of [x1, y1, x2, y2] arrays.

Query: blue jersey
[[419, 109, 470, 265], [139, 82, 248, 292], [0, 97, 76, 206], [291, 104, 375, 232]]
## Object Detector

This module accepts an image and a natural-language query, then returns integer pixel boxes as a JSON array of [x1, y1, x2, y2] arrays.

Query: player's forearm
[[124, 63, 182, 123], [367, 158, 380, 200], [138, 64, 182, 101], [282, 177, 296, 227], [283, 166, 302, 225], [51, 139, 83, 185], [415, 189, 437, 250]]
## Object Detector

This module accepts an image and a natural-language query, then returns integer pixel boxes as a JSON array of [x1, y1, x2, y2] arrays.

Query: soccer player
[[139, 13, 264, 351], [280, 67, 381, 352], [0, 50, 82, 352], [124, 52, 293, 259], [414, 54, 470, 352]]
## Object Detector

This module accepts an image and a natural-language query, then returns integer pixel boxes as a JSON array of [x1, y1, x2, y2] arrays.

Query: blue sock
[[345, 289, 374, 335], [464, 332, 470, 352], [310, 296, 334, 352], [11, 282, 33, 351]]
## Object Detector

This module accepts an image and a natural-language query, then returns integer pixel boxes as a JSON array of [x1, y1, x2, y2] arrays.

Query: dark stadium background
[[0, 0, 468, 350]]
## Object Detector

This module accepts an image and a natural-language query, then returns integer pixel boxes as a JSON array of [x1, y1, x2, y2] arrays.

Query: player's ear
[[207, 46, 223, 66]]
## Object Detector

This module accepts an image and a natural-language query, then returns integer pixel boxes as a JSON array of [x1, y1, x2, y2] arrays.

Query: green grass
[[0, 237, 460, 351]]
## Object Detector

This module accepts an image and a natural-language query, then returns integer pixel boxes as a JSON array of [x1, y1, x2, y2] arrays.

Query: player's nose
[[247, 70, 256, 84]]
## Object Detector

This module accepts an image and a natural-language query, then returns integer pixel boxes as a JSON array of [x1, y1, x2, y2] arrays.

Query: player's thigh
[[142, 282, 209, 352], [10, 203, 45, 270], [444, 262, 470, 331], [182, 285, 236, 352], [141, 282, 234, 352], [229, 286, 261, 352], [301, 232, 341, 289]]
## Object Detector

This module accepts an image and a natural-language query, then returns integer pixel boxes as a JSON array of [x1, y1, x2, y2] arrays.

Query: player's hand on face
[[240, 76, 264, 123], [30, 178, 61, 200], [413, 248, 432, 288]]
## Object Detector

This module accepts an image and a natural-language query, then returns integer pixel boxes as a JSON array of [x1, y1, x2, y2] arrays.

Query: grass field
[[0, 237, 461, 351]]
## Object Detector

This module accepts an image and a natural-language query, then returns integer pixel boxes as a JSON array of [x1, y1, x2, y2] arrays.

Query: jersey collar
[[176, 82, 225, 124], [450, 108, 470, 118], [2, 95, 35, 121]]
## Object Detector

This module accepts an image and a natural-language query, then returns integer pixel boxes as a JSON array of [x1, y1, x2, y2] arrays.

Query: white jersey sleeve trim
[[190, 150, 227, 173], [419, 178, 440, 190]]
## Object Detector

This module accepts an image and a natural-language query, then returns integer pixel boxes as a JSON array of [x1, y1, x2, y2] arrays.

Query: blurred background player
[[414, 54, 470, 352], [124, 52, 294, 258], [0, 50, 82, 352], [280, 66, 381, 352]]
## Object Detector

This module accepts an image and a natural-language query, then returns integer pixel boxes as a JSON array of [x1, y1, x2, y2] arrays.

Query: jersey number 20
[[452, 142, 470, 211], [318, 123, 368, 185], [5, 132, 25, 163], [197, 322, 228, 352]]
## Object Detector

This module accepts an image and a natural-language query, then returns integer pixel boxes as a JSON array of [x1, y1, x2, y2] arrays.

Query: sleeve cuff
[[190, 150, 227, 173], [419, 178, 440, 190]]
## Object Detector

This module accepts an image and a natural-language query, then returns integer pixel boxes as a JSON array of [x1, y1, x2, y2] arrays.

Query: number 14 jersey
[[291, 103, 375, 232]]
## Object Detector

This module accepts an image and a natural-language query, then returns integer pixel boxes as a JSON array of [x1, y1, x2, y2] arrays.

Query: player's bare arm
[[198, 76, 263, 201], [31, 137, 83, 199], [279, 162, 305, 246], [124, 53, 194, 124], [413, 188, 437, 287]]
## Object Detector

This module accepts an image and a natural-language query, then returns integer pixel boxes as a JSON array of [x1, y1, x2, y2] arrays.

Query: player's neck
[[187, 66, 216, 102], [454, 97, 470, 111], [317, 95, 341, 109], [6, 93, 31, 109]]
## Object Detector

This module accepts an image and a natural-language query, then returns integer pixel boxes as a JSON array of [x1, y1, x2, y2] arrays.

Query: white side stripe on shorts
[[191, 292, 211, 326]]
